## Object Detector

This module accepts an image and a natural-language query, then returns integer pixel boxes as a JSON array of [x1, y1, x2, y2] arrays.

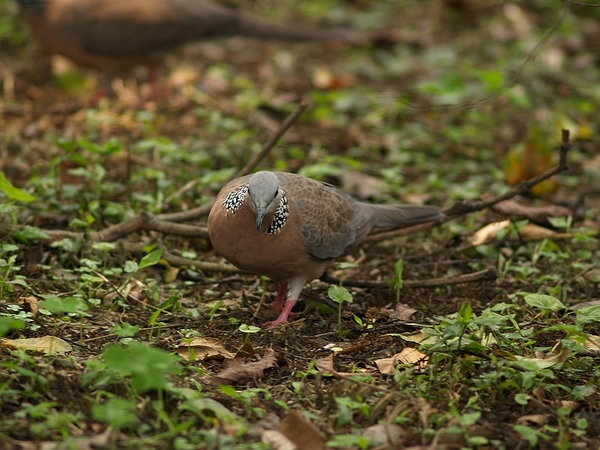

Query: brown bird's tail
[[369, 204, 445, 229], [233, 12, 371, 44]]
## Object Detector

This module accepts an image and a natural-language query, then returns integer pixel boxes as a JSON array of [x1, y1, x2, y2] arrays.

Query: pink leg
[[272, 283, 288, 311], [268, 299, 296, 328]]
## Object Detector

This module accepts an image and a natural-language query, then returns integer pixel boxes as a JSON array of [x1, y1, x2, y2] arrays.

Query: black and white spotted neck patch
[[222, 184, 248, 214], [266, 194, 289, 235]]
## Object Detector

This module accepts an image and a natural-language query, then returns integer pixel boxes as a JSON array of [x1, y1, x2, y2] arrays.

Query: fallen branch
[[444, 129, 570, 216], [121, 242, 244, 274], [320, 267, 498, 288], [364, 129, 571, 243]]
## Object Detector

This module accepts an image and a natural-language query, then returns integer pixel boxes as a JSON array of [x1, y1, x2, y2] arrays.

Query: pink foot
[[268, 299, 296, 328]]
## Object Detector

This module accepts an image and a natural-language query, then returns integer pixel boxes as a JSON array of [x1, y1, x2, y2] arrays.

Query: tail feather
[[370, 204, 444, 229]]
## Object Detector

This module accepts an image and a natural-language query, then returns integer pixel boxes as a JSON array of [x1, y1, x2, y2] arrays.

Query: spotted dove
[[17, 0, 371, 76], [208, 171, 444, 328]]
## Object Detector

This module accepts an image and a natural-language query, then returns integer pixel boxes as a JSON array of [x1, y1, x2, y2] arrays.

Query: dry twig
[[321, 267, 498, 289], [157, 100, 308, 223], [364, 129, 571, 244]]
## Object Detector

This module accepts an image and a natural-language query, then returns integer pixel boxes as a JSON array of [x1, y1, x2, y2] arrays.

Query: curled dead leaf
[[278, 411, 325, 450], [2, 336, 72, 355], [375, 348, 428, 374], [516, 414, 549, 426], [471, 220, 511, 246], [362, 424, 406, 447], [18, 296, 39, 319], [176, 337, 234, 361], [205, 350, 278, 385]]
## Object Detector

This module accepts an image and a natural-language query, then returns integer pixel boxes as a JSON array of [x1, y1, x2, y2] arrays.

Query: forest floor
[[1, 0, 600, 449]]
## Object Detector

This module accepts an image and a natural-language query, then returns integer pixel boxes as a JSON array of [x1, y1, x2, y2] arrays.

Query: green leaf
[[521, 293, 566, 312], [0, 171, 35, 203], [219, 385, 239, 398], [328, 285, 353, 305], [124, 261, 139, 273], [49, 238, 81, 252], [12, 226, 50, 244], [460, 411, 481, 426], [179, 395, 247, 435], [102, 343, 182, 393], [69, 218, 89, 229], [92, 398, 137, 429], [0, 316, 25, 337], [139, 249, 164, 269], [39, 295, 90, 314], [92, 242, 116, 252], [575, 305, 600, 325], [515, 393, 530, 405], [110, 323, 141, 337], [239, 324, 261, 334], [514, 425, 539, 446]]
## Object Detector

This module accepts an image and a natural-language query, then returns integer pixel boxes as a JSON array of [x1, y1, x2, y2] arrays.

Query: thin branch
[[161, 249, 245, 274], [364, 130, 571, 244], [563, 0, 600, 6], [444, 129, 570, 215], [236, 101, 308, 178], [120, 242, 244, 273], [156, 100, 308, 223], [320, 267, 498, 288]]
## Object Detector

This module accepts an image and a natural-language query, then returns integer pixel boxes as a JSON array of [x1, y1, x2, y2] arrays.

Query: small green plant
[[328, 285, 353, 337], [219, 385, 269, 419], [208, 300, 224, 323], [239, 324, 260, 346], [86, 342, 183, 394], [92, 397, 138, 429], [334, 396, 371, 428], [110, 322, 141, 339], [327, 434, 370, 449]]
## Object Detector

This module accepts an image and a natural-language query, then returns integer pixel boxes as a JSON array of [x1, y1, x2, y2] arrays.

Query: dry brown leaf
[[560, 400, 581, 412], [532, 386, 546, 403], [416, 397, 436, 428], [176, 337, 235, 361], [361, 424, 406, 447], [383, 303, 418, 322], [247, 412, 281, 439], [163, 265, 180, 284], [313, 66, 355, 90], [472, 220, 570, 245], [516, 414, 549, 426], [2, 336, 72, 355], [278, 411, 325, 450], [206, 350, 277, 385], [491, 199, 573, 226], [18, 296, 39, 319], [519, 223, 568, 241], [570, 300, 600, 311], [374, 355, 398, 374], [235, 340, 256, 358], [584, 335, 600, 353], [262, 430, 297, 450], [18, 427, 113, 450], [399, 331, 437, 345], [471, 220, 511, 246], [315, 355, 337, 373], [398, 347, 428, 367], [375, 348, 428, 374]]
